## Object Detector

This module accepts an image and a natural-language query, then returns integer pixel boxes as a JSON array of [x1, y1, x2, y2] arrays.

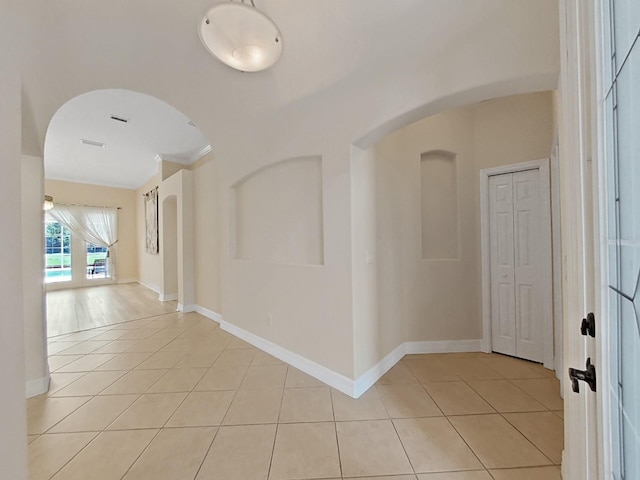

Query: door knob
[[580, 312, 596, 337]]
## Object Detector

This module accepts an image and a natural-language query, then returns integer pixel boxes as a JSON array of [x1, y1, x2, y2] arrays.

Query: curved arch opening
[[43, 88, 211, 334]]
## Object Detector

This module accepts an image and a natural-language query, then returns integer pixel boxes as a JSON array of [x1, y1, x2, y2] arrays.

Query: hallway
[[29, 292, 563, 480]]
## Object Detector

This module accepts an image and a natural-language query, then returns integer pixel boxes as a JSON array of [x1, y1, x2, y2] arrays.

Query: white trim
[[550, 138, 564, 385], [160, 293, 178, 302], [188, 144, 213, 164], [117, 277, 138, 284], [178, 304, 196, 313], [353, 344, 407, 398], [480, 158, 555, 369], [26, 374, 50, 398], [193, 305, 222, 323], [405, 339, 483, 354], [137, 280, 161, 295], [353, 339, 482, 397], [218, 318, 356, 397], [156, 145, 212, 166], [197, 306, 482, 398], [593, 1, 612, 477]]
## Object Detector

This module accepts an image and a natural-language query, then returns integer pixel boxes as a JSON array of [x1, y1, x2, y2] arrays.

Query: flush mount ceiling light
[[199, 0, 283, 72]]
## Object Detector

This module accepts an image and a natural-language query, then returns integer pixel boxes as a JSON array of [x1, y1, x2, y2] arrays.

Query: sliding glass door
[[44, 214, 114, 290]]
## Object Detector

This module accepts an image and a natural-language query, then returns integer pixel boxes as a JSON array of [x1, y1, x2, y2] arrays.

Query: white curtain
[[49, 205, 119, 279]]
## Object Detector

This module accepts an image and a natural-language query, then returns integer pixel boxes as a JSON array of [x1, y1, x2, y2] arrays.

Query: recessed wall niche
[[420, 150, 460, 260], [231, 156, 324, 266]]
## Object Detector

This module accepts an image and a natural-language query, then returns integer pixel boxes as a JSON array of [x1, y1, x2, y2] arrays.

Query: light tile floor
[[30, 311, 564, 480]]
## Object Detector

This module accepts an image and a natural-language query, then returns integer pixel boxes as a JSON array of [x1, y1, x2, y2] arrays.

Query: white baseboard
[[178, 304, 197, 313], [219, 318, 356, 397], [405, 339, 483, 354], [353, 343, 406, 398], [353, 339, 483, 397], [26, 374, 50, 398], [117, 277, 138, 284], [193, 305, 222, 323], [160, 293, 178, 302], [193, 304, 482, 398], [138, 281, 161, 295]]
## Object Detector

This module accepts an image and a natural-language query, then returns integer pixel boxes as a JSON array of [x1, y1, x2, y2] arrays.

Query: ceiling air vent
[[110, 115, 129, 123], [80, 139, 106, 148]]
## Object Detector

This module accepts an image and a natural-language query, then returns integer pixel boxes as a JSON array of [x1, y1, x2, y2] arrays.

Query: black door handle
[[569, 357, 597, 393]]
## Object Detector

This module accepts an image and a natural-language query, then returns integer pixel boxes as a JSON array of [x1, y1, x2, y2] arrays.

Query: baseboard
[[194, 304, 482, 398], [405, 339, 483, 354], [178, 304, 197, 313], [353, 339, 482, 397], [117, 277, 138, 284], [353, 343, 406, 398], [193, 305, 222, 323], [26, 374, 50, 398], [138, 281, 161, 295], [218, 318, 355, 398], [160, 293, 178, 302]]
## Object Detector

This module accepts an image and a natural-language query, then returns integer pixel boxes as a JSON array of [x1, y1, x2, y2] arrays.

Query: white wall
[[0, 71, 28, 480], [22, 154, 49, 397], [353, 92, 555, 376]]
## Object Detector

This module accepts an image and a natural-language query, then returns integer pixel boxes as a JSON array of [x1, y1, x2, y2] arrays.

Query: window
[[44, 220, 72, 283], [86, 243, 109, 279]]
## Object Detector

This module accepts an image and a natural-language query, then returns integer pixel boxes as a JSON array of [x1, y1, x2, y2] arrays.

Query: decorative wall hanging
[[144, 187, 159, 254]]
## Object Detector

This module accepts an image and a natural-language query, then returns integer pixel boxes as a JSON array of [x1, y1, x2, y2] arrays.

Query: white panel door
[[489, 170, 545, 363], [513, 169, 544, 362], [489, 173, 516, 356]]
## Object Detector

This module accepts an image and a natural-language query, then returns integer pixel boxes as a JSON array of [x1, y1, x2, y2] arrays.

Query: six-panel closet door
[[489, 169, 544, 363]]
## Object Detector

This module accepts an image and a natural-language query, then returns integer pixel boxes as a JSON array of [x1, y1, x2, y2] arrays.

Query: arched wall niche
[[420, 149, 459, 260], [230, 155, 324, 266], [159, 169, 195, 311]]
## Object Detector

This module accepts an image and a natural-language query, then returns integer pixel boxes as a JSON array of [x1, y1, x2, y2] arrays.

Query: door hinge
[[580, 312, 596, 337], [569, 357, 597, 393]]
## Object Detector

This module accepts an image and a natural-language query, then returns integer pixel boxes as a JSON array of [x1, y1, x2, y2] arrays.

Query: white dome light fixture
[[199, 1, 283, 73]]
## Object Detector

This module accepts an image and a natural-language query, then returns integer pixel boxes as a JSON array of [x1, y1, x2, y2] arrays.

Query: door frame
[[480, 158, 556, 369]]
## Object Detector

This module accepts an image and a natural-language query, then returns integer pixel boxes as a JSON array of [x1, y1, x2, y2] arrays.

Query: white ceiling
[[44, 89, 210, 189], [4, 0, 560, 186]]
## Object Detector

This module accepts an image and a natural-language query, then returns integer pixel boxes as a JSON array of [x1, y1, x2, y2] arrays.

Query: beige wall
[[136, 172, 163, 292], [191, 156, 221, 314], [0, 71, 28, 480], [22, 155, 49, 396], [233, 156, 324, 266], [354, 91, 554, 375], [159, 169, 195, 308], [45, 179, 138, 283], [219, 143, 355, 378]]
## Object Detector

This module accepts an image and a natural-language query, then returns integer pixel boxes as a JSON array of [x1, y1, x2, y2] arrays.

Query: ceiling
[[44, 89, 210, 189], [4, 0, 560, 188]]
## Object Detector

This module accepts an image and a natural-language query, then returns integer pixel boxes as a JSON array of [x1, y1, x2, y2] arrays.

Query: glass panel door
[[604, 1, 640, 477], [86, 243, 109, 280], [44, 219, 72, 284]]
